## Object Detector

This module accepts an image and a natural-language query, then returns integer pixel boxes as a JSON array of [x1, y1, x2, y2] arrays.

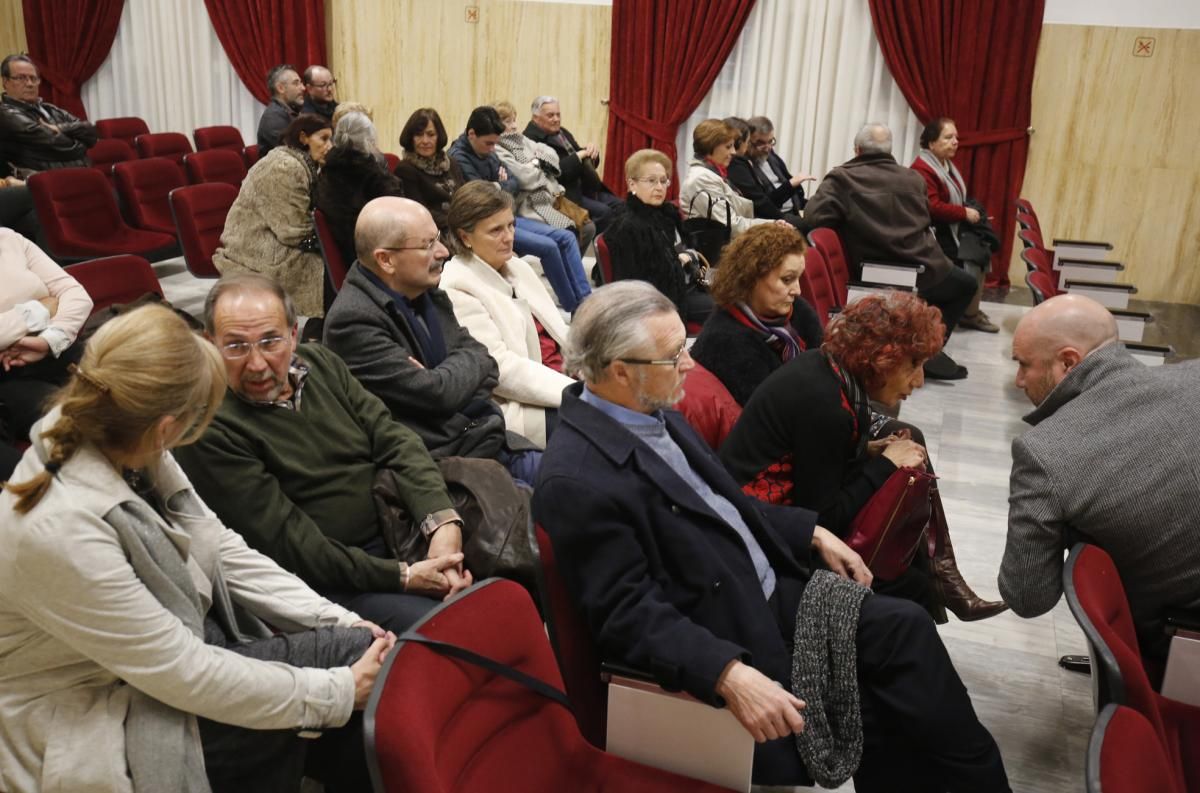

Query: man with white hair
[[524, 95, 621, 228], [534, 280, 1010, 791], [1002, 294, 1200, 662], [803, 122, 977, 380]]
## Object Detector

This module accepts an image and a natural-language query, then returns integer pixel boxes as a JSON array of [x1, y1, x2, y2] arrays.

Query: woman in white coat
[[0, 305, 392, 793], [440, 181, 574, 448]]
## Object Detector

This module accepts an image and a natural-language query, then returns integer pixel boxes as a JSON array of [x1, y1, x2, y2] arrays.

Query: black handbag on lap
[[683, 191, 733, 266]]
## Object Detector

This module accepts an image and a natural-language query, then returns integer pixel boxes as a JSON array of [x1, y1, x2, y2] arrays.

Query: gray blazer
[[323, 262, 510, 459], [999, 342, 1200, 658]]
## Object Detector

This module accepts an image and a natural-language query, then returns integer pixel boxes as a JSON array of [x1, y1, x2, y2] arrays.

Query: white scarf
[[918, 149, 967, 243]]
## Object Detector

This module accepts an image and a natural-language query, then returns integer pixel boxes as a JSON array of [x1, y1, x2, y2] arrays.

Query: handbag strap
[[686, 189, 733, 227], [397, 630, 572, 709]]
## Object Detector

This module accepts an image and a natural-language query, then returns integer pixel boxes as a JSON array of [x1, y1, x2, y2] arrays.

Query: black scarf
[[361, 267, 448, 366]]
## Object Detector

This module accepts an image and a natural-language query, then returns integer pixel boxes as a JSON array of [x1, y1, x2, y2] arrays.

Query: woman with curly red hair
[[720, 291, 1006, 621]]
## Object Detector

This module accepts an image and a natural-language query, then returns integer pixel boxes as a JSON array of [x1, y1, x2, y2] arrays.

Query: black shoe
[[924, 351, 968, 380]]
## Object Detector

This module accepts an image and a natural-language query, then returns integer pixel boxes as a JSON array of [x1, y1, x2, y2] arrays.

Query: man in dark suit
[[523, 96, 621, 230], [727, 115, 810, 222], [301, 65, 338, 121], [533, 280, 1010, 791], [323, 196, 540, 483]]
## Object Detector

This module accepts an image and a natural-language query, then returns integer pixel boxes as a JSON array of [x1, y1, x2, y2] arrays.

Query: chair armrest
[[859, 259, 926, 272], [1056, 258, 1125, 273], [850, 279, 916, 293], [1109, 308, 1152, 322], [600, 662, 662, 687], [1063, 279, 1137, 293], [1166, 609, 1200, 638], [1053, 238, 1113, 250]]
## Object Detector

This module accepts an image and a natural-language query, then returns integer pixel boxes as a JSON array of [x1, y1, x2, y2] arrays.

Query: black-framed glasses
[[752, 137, 777, 148], [617, 342, 689, 369], [308, 80, 337, 89], [220, 336, 288, 360]]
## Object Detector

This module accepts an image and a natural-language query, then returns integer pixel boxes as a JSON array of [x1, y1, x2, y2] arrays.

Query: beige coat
[[212, 146, 325, 317], [679, 158, 771, 238], [440, 253, 573, 447], [0, 411, 360, 793]]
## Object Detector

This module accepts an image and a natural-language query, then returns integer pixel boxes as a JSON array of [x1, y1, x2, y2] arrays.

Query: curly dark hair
[[822, 292, 945, 390], [709, 224, 806, 306]]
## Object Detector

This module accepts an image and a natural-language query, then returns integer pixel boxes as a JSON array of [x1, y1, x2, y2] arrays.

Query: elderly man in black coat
[[532, 280, 1010, 791], [323, 196, 539, 483], [523, 95, 621, 230], [0, 54, 96, 175]]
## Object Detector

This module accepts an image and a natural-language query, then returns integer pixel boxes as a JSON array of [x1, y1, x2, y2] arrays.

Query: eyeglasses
[[4, 74, 40, 85], [308, 80, 337, 89], [618, 342, 689, 369], [752, 137, 777, 148], [381, 237, 442, 254], [634, 177, 671, 187], [220, 336, 288, 359]]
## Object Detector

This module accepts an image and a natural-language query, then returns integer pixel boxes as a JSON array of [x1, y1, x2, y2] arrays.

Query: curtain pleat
[[204, 0, 326, 105], [22, 0, 125, 118]]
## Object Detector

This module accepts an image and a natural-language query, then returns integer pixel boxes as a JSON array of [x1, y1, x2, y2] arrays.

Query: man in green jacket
[[175, 273, 471, 633]]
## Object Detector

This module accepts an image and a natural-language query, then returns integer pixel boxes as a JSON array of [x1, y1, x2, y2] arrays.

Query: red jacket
[[910, 155, 969, 224]]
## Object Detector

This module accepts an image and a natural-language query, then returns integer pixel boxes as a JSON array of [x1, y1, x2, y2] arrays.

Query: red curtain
[[604, 0, 757, 198], [22, 0, 125, 119], [204, 0, 326, 104], [868, 0, 1044, 288]]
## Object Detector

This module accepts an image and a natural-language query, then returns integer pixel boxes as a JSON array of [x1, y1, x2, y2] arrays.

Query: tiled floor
[[155, 262, 1103, 793]]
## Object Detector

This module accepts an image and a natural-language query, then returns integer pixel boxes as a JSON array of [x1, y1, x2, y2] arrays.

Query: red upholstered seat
[[170, 183, 237, 279], [807, 228, 849, 306], [113, 158, 186, 235], [366, 578, 726, 793], [193, 125, 244, 154], [86, 138, 136, 182], [66, 255, 162, 314], [1025, 270, 1059, 304], [1065, 543, 1200, 792], [675, 362, 742, 450], [95, 116, 149, 149], [383, 152, 400, 172], [594, 234, 614, 284], [134, 132, 193, 181], [28, 167, 176, 260], [800, 244, 839, 321], [183, 149, 247, 187], [1021, 246, 1055, 278], [242, 144, 260, 168], [1087, 704, 1182, 793], [1018, 227, 1046, 252], [313, 208, 348, 292]]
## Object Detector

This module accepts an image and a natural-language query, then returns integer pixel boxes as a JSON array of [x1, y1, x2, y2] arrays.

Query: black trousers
[[199, 622, 375, 793], [0, 184, 40, 243], [0, 340, 82, 443], [919, 266, 976, 339], [758, 582, 1010, 792], [579, 192, 623, 234]]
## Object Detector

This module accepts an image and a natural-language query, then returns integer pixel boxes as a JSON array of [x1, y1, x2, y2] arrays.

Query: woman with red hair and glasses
[[720, 291, 1006, 621]]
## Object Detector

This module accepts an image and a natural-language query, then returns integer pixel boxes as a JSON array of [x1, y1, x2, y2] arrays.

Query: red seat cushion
[[114, 158, 186, 235], [29, 168, 176, 258], [170, 183, 237, 278], [184, 149, 246, 187], [675, 362, 742, 450]]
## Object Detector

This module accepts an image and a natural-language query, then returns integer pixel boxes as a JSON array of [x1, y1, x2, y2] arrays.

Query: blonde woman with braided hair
[[0, 304, 393, 792]]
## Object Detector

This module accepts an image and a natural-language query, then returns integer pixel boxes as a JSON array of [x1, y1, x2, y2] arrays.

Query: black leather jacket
[[0, 94, 96, 174]]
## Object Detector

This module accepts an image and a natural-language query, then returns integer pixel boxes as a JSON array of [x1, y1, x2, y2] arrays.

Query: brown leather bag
[[552, 194, 590, 231]]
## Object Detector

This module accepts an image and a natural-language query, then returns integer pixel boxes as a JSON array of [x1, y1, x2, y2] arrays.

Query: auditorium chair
[[313, 208, 349, 292], [383, 152, 400, 172], [1064, 543, 1200, 790], [113, 158, 186, 236], [28, 167, 177, 262], [1019, 227, 1127, 289], [1087, 704, 1183, 793], [86, 138, 137, 182], [170, 183, 237, 279], [134, 132, 194, 180], [242, 144, 260, 168], [593, 234, 614, 284], [807, 228, 921, 306], [193, 125, 244, 154], [183, 149, 247, 187], [66, 255, 162, 314], [674, 362, 742, 450], [799, 244, 840, 321], [365, 578, 734, 793], [1020, 242, 1136, 309], [95, 116, 150, 149]]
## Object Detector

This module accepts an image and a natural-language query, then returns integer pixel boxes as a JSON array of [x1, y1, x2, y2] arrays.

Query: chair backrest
[[1087, 703, 1182, 793], [28, 167, 127, 255], [242, 144, 260, 168], [66, 255, 162, 313], [800, 245, 839, 322], [134, 133, 194, 180], [313, 208, 349, 292], [183, 149, 247, 187], [365, 579, 582, 792], [533, 523, 608, 749], [193, 125, 244, 154], [113, 157, 186, 234], [1025, 270, 1058, 305], [1021, 247, 1055, 279], [594, 234, 614, 285], [383, 152, 400, 172], [170, 183, 237, 279], [95, 116, 150, 148], [675, 362, 743, 451], [808, 228, 849, 306], [1018, 227, 1046, 252], [86, 138, 137, 180]]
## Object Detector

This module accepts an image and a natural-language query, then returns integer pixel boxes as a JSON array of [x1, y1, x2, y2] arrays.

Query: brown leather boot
[[933, 530, 1009, 621]]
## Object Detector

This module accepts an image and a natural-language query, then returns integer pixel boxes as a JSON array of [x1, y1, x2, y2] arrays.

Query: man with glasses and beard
[[301, 64, 339, 121], [323, 197, 541, 483], [727, 115, 811, 224], [0, 54, 96, 176]]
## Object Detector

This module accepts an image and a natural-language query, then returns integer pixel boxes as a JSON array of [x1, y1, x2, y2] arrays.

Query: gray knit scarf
[[791, 569, 872, 787], [917, 148, 966, 244]]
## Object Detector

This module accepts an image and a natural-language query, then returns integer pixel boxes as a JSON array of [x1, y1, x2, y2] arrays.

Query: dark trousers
[[199, 623, 375, 793], [323, 535, 442, 635], [757, 583, 1010, 791], [579, 192, 623, 233], [0, 340, 82, 442], [919, 266, 976, 338], [0, 184, 40, 244]]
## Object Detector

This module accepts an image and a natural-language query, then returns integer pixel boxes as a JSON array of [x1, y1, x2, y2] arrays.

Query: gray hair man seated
[[257, 64, 305, 155], [532, 280, 1010, 791], [0, 54, 97, 176], [174, 273, 472, 636], [323, 196, 541, 483], [1002, 294, 1200, 663], [802, 122, 976, 380], [523, 95, 621, 228]]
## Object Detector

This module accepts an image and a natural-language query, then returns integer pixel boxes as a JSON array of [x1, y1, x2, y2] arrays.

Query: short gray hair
[[564, 282, 677, 383], [854, 123, 893, 155], [266, 64, 296, 97], [531, 95, 558, 115], [333, 111, 380, 157], [204, 273, 297, 334], [746, 115, 774, 136]]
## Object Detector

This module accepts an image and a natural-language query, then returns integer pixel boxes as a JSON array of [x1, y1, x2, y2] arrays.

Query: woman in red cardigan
[[911, 117, 998, 333]]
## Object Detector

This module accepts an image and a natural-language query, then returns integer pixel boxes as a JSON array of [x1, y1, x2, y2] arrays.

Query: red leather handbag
[[845, 467, 939, 580]]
